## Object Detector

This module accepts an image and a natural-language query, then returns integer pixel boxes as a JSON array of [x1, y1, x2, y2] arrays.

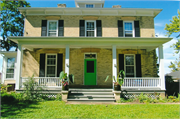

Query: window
[[124, 21, 134, 37], [124, 55, 135, 77], [46, 54, 57, 77], [86, 4, 94, 8], [85, 20, 96, 37], [6, 58, 15, 78], [47, 20, 58, 36]]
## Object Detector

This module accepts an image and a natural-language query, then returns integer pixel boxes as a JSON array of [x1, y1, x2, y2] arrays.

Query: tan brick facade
[[117, 49, 158, 77], [22, 48, 65, 77], [21, 48, 157, 86], [24, 16, 154, 37]]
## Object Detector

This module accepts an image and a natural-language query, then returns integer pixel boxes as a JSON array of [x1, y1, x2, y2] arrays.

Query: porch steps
[[67, 88, 115, 102]]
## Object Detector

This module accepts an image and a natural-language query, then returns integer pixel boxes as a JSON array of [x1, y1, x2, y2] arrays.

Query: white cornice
[[18, 7, 162, 17]]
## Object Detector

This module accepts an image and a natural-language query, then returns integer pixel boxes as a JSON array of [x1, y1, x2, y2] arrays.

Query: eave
[[0, 51, 17, 57], [9, 37, 172, 52], [18, 7, 162, 17]]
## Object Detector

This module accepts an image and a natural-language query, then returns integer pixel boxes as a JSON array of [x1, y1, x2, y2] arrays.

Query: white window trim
[[6, 57, 16, 79], [124, 54, 136, 77], [85, 20, 96, 37], [47, 20, 58, 37], [123, 21, 135, 37], [85, 4, 94, 8], [45, 54, 57, 77]]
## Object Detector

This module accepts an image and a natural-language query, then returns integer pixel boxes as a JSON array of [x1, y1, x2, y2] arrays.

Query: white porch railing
[[122, 77, 161, 88], [21, 77, 61, 88]]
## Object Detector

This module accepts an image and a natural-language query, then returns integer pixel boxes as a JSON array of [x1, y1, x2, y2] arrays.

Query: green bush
[[23, 75, 44, 101], [56, 93, 62, 101]]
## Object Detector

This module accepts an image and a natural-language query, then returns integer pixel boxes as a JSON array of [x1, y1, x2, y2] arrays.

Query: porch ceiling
[[9, 37, 172, 51]]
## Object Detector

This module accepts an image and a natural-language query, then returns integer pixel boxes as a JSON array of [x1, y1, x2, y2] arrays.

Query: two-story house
[[1, 0, 172, 102]]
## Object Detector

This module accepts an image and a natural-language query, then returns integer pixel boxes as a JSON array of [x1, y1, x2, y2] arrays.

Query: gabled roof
[[18, 7, 162, 17]]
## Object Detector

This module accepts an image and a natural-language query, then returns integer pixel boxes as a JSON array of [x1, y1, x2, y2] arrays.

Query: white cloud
[[155, 23, 164, 27], [163, 38, 177, 50]]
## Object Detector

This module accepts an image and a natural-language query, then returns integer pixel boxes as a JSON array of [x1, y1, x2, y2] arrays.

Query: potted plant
[[59, 71, 74, 90], [105, 70, 125, 91]]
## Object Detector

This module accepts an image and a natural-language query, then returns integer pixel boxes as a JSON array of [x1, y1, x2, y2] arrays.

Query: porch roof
[[9, 37, 172, 51]]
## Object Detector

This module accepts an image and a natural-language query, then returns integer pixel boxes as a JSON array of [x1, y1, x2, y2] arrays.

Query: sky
[[0, 0, 180, 75]]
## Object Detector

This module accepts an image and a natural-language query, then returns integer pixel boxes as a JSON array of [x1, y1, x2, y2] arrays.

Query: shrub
[[23, 75, 44, 101], [56, 93, 62, 101]]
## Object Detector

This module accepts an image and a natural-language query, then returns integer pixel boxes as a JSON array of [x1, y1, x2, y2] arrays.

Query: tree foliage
[[0, 0, 30, 51], [165, 10, 180, 72]]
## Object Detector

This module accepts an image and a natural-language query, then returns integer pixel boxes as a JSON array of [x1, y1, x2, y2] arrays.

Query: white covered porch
[[9, 37, 172, 91]]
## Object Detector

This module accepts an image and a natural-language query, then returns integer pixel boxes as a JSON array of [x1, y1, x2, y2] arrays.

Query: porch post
[[15, 43, 23, 90], [112, 45, 117, 89], [158, 45, 165, 90], [65, 45, 69, 76]]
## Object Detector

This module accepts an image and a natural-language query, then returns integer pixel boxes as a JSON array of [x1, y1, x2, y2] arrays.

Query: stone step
[[68, 97, 115, 100], [68, 95, 114, 98], [67, 99, 115, 102], [69, 92, 114, 95], [69, 88, 113, 92]]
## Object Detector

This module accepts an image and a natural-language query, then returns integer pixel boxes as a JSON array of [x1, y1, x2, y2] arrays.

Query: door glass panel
[[87, 61, 94, 73], [85, 54, 96, 59]]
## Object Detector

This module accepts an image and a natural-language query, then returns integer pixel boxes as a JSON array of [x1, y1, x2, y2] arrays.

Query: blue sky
[[0, 0, 180, 74]]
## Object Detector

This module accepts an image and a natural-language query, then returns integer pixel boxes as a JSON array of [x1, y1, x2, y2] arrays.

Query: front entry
[[84, 59, 96, 85]]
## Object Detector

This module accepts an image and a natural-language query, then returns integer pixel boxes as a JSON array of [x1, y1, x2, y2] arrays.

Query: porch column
[[65, 45, 69, 76], [15, 43, 23, 90], [158, 45, 165, 90], [112, 45, 117, 89]]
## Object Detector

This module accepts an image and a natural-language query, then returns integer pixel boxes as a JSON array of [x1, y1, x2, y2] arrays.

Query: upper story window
[[47, 20, 58, 37], [85, 20, 96, 37], [86, 4, 94, 8], [124, 55, 135, 77], [124, 21, 134, 37], [6, 58, 15, 79], [118, 20, 140, 37]]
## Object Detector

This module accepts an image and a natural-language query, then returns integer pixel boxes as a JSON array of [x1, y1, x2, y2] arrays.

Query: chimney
[[112, 5, 121, 8], [57, 4, 66, 8]]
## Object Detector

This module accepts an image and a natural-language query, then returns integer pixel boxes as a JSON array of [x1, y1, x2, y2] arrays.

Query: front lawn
[[1, 101, 179, 118]]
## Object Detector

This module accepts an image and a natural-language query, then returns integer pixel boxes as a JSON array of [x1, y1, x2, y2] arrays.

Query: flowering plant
[[59, 71, 74, 87]]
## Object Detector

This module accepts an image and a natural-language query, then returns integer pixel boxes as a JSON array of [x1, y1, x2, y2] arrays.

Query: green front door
[[84, 59, 96, 85]]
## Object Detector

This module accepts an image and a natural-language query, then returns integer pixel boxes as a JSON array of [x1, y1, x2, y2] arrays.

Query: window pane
[[6, 74, 14, 78], [48, 33, 56, 37], [125, 34, 133, 37], [7, 69, 14, 73], [87, 22, 94, 30], [48, 55, 56, 58], [125, 22, 132, 30], [87, 61, 94, 73], [7, 58, 15, 68], [86, 4, 93, 8], [126, 66, 134, 76], [47, 66, 55, 77], [85, 54, 96, 59], [125, 55, 134, 65], [87, 31, 94, 37], [49, 22, 57, 30]]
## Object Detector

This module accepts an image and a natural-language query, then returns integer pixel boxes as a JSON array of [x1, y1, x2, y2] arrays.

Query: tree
[[165, 10, 180, 72], [0, 0, 30, 51]]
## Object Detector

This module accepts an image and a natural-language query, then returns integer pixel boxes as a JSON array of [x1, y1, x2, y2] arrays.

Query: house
[[1, 0, 172, 102]]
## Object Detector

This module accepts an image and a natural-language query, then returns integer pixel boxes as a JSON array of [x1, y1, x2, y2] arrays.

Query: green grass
[[1, 101, 180, 118]]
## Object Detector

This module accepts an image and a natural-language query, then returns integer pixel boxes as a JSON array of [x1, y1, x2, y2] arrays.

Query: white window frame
[[47, 20, 58, 37], [124, 54, 136, 77], [85, 20, 96, 37], [45, 54, 57, 77], [6, 57, 16, 79], [123, 21, 135, 37], [85, 4, 94, 8]]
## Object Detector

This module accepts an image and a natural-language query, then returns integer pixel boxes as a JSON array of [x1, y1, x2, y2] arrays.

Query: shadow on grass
[[1, 100, 40, 118]]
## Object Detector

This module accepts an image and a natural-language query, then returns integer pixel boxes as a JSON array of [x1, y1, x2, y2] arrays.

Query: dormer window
[[124, 21, 134, 37], [47, 20, 58, 36], [86, 4, 94, 8]]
